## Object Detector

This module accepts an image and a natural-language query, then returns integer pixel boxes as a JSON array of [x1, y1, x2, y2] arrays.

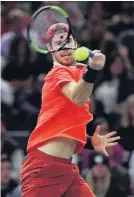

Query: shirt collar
[[53, 62, 86, 67]]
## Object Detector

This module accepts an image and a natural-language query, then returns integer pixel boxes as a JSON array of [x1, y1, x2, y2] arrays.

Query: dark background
[[1, 1, 134, 197]]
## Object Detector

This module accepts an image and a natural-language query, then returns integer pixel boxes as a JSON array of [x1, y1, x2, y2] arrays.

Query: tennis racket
[[27, 5, 76, 54]]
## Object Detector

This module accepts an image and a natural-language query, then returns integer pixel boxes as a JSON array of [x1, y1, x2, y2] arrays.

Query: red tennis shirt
[[27, 63, 93, 154]]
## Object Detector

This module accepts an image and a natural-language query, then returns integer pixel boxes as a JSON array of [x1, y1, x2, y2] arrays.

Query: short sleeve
[[45, 66, 76, 90]]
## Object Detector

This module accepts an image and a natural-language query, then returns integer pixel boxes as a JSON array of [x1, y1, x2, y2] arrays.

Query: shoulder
[[46, 65, 75, 79], [45, 64, 87, 82]]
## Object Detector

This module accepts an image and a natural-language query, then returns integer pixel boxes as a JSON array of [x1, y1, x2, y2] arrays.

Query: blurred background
[[1, 1, 134, 197]]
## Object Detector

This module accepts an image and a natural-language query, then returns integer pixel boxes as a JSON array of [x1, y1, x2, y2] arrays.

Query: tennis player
[[20, 23, 120, 197]]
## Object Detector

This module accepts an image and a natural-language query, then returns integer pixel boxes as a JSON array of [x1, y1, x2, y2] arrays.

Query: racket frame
[[27, 5, 75, 54]]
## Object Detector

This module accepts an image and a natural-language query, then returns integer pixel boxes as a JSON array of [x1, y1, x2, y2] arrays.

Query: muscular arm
[[61, 51, 105, 106], [62, 79, 94, 105]]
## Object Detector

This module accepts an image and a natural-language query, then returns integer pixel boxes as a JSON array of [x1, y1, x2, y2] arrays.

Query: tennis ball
[[73, 47, 89, 61]]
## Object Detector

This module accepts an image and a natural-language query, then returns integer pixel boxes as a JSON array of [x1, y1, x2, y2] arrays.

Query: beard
[[54, 51, 75, 66]]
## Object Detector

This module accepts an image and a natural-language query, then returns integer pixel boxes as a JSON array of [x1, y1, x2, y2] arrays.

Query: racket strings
[[29, 9, 68, 51]]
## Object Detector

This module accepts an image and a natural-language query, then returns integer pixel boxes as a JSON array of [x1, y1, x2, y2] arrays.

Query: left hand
[[91, 125, 120, 156]]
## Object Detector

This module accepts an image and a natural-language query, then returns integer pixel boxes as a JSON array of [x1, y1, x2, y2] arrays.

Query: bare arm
[[62, 80, 94, 105], [61, 51, 106, 105]]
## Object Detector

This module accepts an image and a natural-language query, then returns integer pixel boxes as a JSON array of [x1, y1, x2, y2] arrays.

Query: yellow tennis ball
[[73, 47, 89, 61]]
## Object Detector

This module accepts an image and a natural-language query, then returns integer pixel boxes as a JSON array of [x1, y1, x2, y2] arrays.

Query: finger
[[102, 148, 109, 157], [93, 50, 101, 54], [105, 131, 117, 138], [93, 53, 104, 59], [94, 125, 100, 135], [107, 142, 118, 147], [107, 136, 120, 143]]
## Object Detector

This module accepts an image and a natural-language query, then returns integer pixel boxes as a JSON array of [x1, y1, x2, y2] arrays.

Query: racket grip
[[89, 50, 94, 58]]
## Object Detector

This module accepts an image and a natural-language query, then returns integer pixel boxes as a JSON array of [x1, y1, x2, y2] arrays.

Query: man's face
[[51, 32, 77, 66]]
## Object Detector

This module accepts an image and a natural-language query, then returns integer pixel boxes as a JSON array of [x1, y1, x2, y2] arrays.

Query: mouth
[[61, 53, 71, 57]]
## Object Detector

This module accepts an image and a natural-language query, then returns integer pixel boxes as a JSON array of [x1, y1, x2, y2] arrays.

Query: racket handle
[[89, 50, 94, 58]]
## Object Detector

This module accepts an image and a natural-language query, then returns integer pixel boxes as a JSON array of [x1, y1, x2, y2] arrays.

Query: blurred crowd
[[1, 1, 134, 197]]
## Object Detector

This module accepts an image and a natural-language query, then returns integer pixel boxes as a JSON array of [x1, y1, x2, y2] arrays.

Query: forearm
[[71, 79, 94, 105], [62, 51, 105, 105], [62, 67, 98, 105]]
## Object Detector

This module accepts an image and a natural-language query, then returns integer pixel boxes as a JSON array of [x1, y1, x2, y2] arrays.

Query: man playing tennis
[[21, 23, 120, 197]]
